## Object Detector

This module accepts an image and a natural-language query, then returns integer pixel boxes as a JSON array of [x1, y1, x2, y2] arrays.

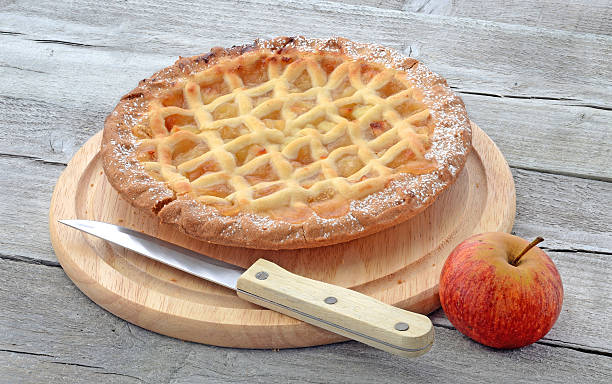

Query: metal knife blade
[[59, 219, 244, 290]]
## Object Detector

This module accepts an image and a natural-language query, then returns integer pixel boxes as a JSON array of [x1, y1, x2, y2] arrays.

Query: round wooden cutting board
[[49, 122, 515, 349]]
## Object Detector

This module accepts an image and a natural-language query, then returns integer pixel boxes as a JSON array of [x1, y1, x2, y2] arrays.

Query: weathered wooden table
[[1, 1, 610, 382]]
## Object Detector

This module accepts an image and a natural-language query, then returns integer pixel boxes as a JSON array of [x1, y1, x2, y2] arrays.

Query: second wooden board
[[49, 122, 515, 349]]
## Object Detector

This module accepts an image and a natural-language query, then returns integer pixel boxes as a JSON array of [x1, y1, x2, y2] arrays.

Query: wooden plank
[[1, 355, 142, 384], [437, 174, 612, 354], [1, 0, 610, 108], [404, 0, 612, 36], [0, 40, 171, 163], [338, 0, 405, 9], [512, 169, 612, 253], [1, 258, 610, 383], [0, 156, 64, 263], [460, 93, 611, 181], [1, 38, 611, 179]]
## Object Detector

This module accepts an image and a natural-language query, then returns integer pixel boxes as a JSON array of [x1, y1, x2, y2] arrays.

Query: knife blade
[[59, 219, 434, 357]]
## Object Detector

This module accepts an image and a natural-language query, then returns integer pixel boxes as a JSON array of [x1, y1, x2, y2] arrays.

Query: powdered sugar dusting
[[107, 97, 174, 204]]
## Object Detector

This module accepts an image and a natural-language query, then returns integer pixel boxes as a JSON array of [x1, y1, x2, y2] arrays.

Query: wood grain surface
[[1, 0, 610, 382], [403, 0, 612, 36], [48, 123, 514, 349]]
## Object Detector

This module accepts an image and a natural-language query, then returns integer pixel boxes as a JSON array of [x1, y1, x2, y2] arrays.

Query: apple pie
[[102, 37, 472, 249]]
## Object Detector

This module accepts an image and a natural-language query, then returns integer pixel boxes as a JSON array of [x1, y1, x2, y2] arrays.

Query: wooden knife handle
[[236, 259, 434, 357]]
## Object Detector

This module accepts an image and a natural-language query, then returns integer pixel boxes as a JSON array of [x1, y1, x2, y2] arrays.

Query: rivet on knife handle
[[236, 259, 434, 357]]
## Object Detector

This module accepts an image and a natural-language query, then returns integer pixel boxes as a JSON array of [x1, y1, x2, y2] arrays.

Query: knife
[[59, 219, 434, 357]]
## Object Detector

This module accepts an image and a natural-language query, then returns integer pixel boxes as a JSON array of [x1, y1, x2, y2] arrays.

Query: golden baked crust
[[102, 37, 471, 249]]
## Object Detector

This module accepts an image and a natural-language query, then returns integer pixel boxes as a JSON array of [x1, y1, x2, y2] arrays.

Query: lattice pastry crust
[[102, 37, 471, 249]]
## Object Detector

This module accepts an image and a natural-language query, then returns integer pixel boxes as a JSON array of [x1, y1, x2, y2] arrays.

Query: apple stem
[[511, 236, 544, 266]]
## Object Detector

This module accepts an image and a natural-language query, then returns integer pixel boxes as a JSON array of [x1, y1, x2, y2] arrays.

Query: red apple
[[439, 232, 563, 349]]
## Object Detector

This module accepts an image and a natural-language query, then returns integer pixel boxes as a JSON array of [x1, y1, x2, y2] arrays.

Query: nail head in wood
[[255, 271, 269, 280], [324, 296, 337, 304], [394, 322, 409, 331]]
